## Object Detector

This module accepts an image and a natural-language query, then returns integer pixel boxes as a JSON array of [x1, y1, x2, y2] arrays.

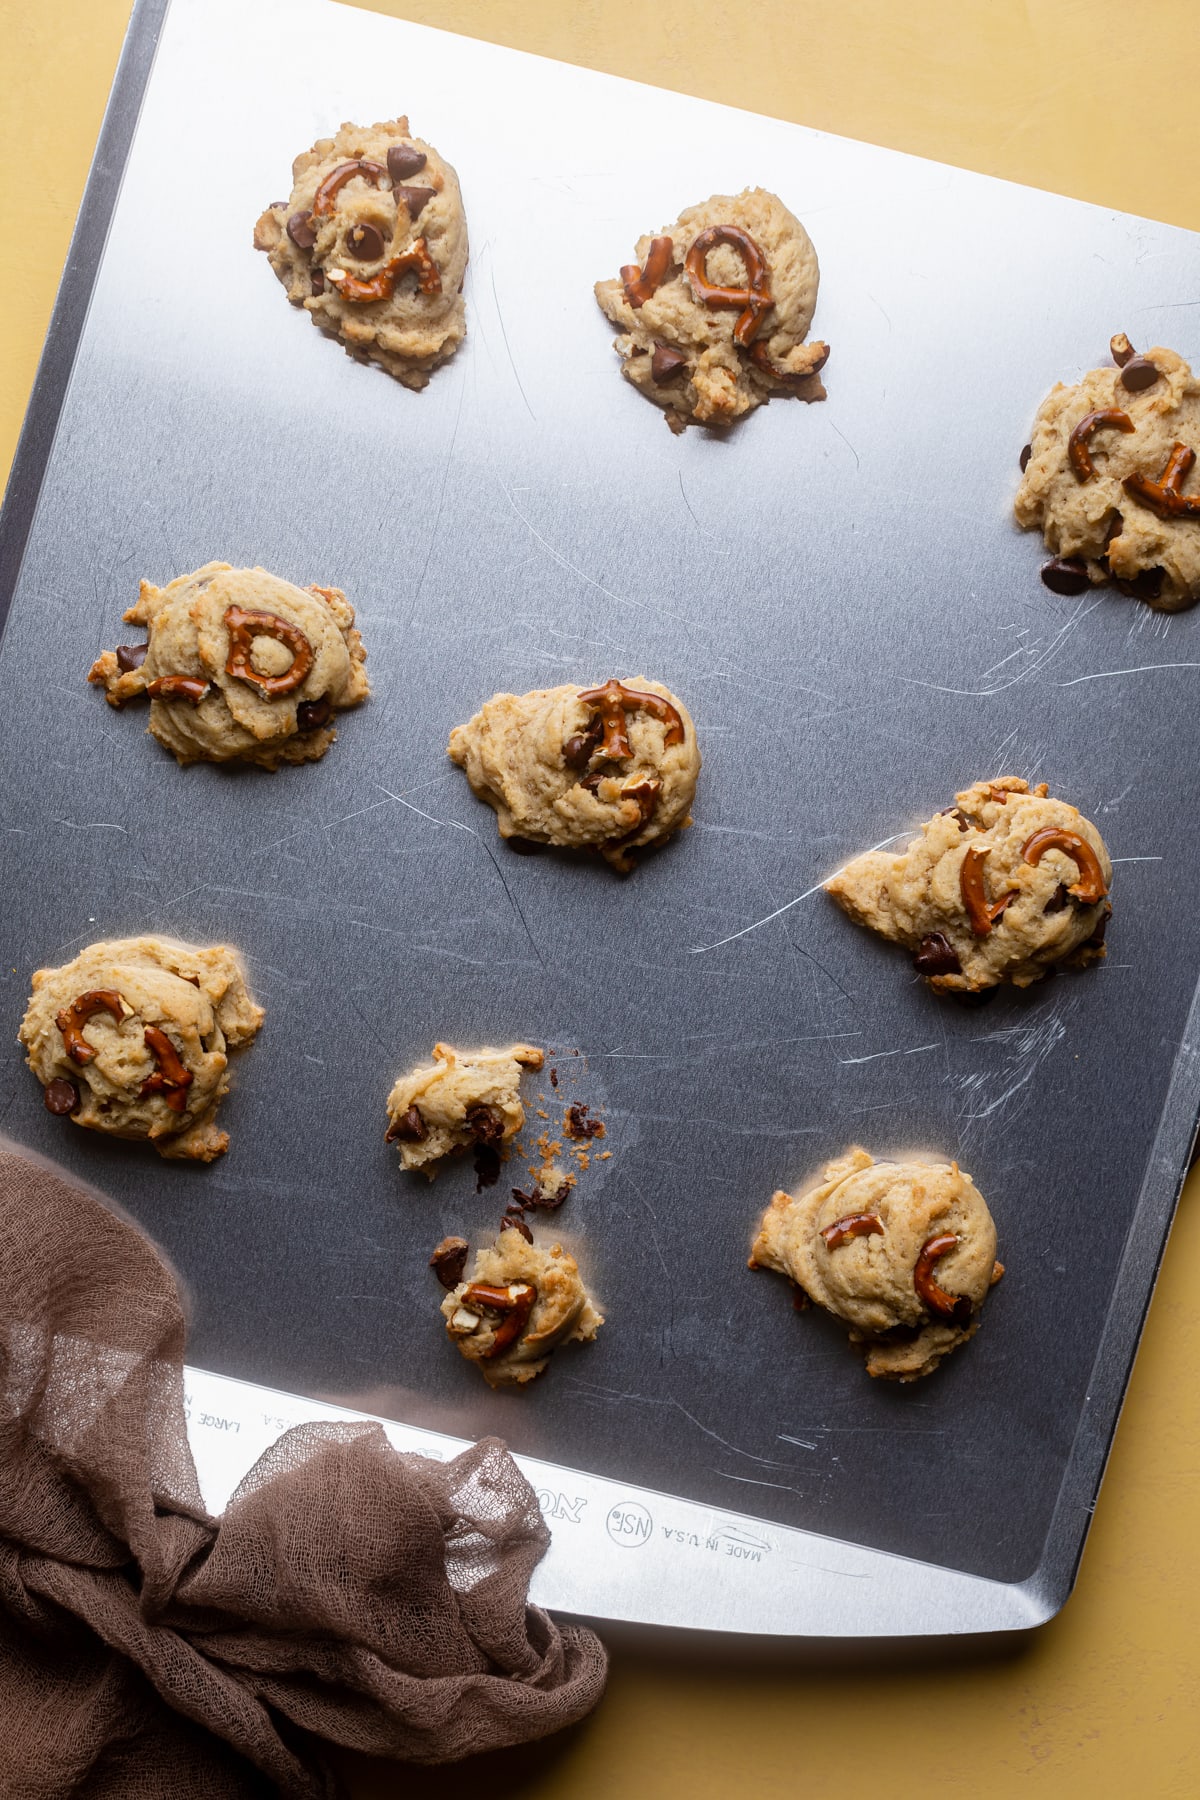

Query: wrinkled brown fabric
[[0, 1141, 607, 1797]]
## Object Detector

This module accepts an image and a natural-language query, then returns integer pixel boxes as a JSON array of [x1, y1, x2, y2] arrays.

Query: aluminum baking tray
[[3, 0, 1200, 1639]]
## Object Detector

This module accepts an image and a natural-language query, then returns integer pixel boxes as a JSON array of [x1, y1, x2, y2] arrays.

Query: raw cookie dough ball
[[20, 935, 264, 1163], [88, 562, 369, 769], [826, 776, 1112, 993], [1015, 337, 1200, 610], [253, 116, 467, 389], [448, 678, 700, 872], [750, 1147, 1003, 1382], [385, 1042, 544, 1178], [440, 1229, 603, 1388], [594, 187, 828, 432]]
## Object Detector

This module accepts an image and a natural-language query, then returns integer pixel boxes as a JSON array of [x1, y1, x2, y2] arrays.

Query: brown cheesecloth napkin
[[0, 1140, 607, 1797]]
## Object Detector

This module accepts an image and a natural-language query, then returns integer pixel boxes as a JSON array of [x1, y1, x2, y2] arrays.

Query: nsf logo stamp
[[605, 1500, 653, 1548]]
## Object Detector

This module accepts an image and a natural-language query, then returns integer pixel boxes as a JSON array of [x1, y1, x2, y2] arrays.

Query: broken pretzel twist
[[913, 1233, 972, 1325], [139, 1025, 194, 1113], [1123, 441, 1200, 519], [56, 990, 133, 1065], [1020, 827, 1108, 904], [621, 236, 674, 308], [574, 680, 686, 761], [1068, 408, 1135, 482], [458, 1282, 538, 1357], [821, 1212, 885, 1251], [224, 606, 314, 698], [683, 225, 773, 348]]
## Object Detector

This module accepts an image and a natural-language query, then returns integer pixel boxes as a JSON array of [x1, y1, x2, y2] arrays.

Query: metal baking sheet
[[3, 0, 1200, 1638]]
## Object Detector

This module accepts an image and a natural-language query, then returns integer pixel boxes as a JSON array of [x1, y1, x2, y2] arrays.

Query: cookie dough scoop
[[20, 935, 264, 1163], [750, 1147, 1003, 1382], [448, 678, 700, 871], [1016, 336, 1200, 610], [88, 562, 369, 769], [253, 115, 467, 389], [435, 1228, 603, 1388], [385, 1042, 544, 1178], [826, 776, 1112, 993], [594, 186, 828, 431]]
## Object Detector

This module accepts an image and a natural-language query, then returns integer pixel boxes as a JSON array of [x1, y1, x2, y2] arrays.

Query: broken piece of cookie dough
[[20, 936, 264, 1163], [386, 1042, 544, 1178], [826, 776, 1112, 993], [448, 679, 700, 872], [750, 1147, 1003, 1383], [594, 187, 828, 432], [253, 115, 467, 389], [435, 1228, 603, 1388], [1016, 335, 1200, 610], [88, 562, 369, 768]]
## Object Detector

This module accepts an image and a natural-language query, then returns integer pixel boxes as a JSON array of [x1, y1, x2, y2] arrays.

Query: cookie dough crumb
[[440, 1229, 603, 1387], [253, 116, 467, 389], [594, 187, 827, 431], [19, 935, 264, 1162], [88, 562, 369, 768], [826, 776, 1112, 992], [449, 678, 700, 871], [1016, 338, 1200, 610], [750, 1147, 1002, 1382], [385, 1042, 544, 1178]]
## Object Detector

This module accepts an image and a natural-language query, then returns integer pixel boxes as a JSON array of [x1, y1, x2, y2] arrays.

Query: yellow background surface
[[4, 3, 1200, 1794]]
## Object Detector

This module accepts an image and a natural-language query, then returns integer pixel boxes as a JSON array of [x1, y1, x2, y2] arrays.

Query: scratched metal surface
[[2, 0, 1200, 1621]]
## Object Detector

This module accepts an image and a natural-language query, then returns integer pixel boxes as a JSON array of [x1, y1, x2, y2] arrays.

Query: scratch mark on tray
[[1055, 662, 1200, 686], [689, 833, 909, 953], [715, 1470, 807, 1495], [49, 818, 128, 834], [490, 265, 536, 421], [839, 1043, 938, 1067], [565, 1381, 793, 1469], [900, 595, 1103, 696], [828, 421, 861, 471]]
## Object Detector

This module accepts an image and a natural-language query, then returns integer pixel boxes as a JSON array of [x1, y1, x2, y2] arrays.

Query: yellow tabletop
[[4, 3, 1200, 1794]]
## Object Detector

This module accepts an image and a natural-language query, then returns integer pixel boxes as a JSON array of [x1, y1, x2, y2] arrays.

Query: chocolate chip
[[346, 222, 385, 261], [1113, 565, 1165, 602], [474, 1145, 501, 1191], [296, 696, 333, 733], [500, 1215, 534, 1243], [1081, 905, 1112, 951], [563, 717, 603, 771], [115, 643, 148, 673], [385, 1103, 427, 1144], [938, 807, 970, 832], [429, 1236, 469, 1288], [913, 932, 963, 977], [466, 1104, 504, 1144], [287, 210, 316, 250], [44, 1077, 81, 1116], [310, 268, 325, 296], [549, 1068, 558, 1088], [791, 1284, 812, 1312], [1103, 511, 1124, 550], [387, 143, 427, 182], [514, 1180, 569, 1211], [393, 184, 435, 221], [1119, 355, 1160, 393], [1110, 332, 1136, 367], [1019, 443, 1032, 473], [564, 1102, 604, 1140], [651, 344, 688, 384], [1041, 557, 1091, 596], [1044, 884, 1071, 914]]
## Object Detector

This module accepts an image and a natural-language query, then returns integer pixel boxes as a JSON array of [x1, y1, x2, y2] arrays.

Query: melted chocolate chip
[[913, 932, 963, 977], [564, 1102, 605, 1140], [1080, 905, 1112, 952], [296, 696, 333, 733], [563, 716, 604, 771], [310, 269, 325, 296], [429, 1237, 469, 1288], [392, 184, 435, 221], [1019, 443, 1032, 473], [44, 1077, 81, 1116], [1044, 884, 1072, 914], [346, 222, 385, 261], [500, 1215, 534, 1243], [466, 1104, 504, 1144], [474, 1145, 502, 1191], [287, 211, 317, 250], [1041, 557, 1091, 596], [115, 643, 148, 673], [1119, 355, 1160, 393], [549, 1067, 558, 1088], [385, 1103, 427, 1144], [651, 344, 688, 384], [387, 143, 428, 182], [1113, 565, 1165, 602]]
